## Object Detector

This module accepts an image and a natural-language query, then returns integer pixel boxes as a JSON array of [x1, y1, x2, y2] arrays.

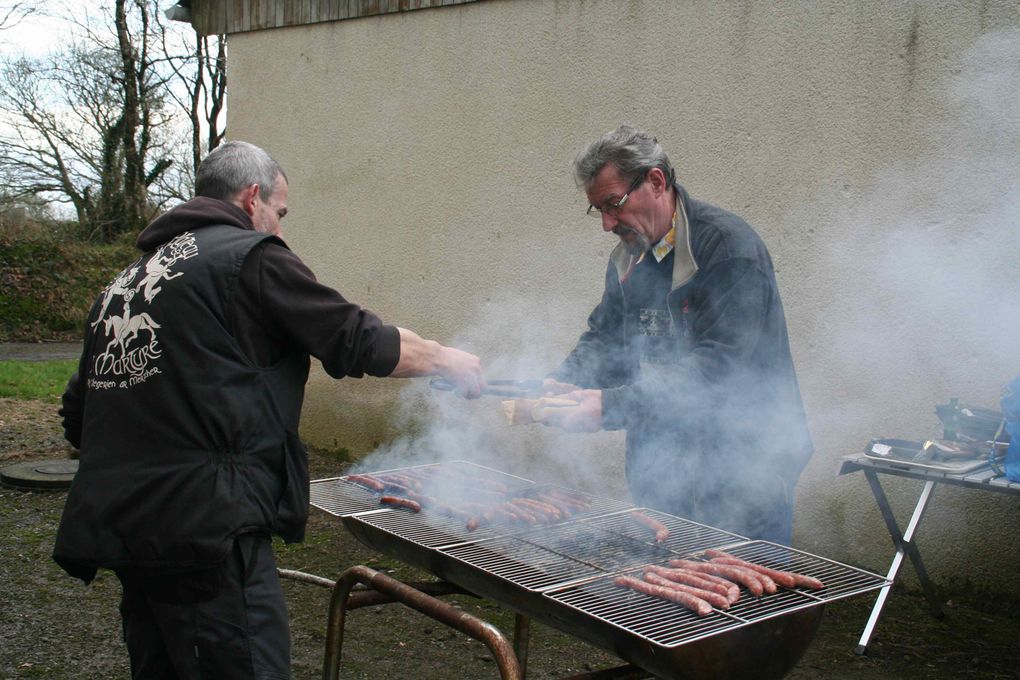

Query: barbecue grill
[[310, 460, 888, 679]]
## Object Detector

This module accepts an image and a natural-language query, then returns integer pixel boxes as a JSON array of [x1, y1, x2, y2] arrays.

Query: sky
[[0, 0, 142, 56]]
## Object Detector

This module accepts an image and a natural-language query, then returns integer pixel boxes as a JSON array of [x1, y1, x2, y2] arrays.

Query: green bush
[[0, 231, 138, 342]]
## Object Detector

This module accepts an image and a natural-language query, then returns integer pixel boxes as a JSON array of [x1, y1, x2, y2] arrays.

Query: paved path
[[0, 342, 81, 361]]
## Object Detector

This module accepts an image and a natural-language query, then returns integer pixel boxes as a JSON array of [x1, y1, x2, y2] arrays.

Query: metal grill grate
[[586, 509, 746, 555], [524, 484, 633, 518], [546, 541, 888, 647], [705, 542, 887, 602], [350, 506, 473, 549], [309, 478, 382, 517], [310, 461, 533, 520], [440, 535, 605, 591], [315, 463, 636, 547], [515, 521, 674, 572]]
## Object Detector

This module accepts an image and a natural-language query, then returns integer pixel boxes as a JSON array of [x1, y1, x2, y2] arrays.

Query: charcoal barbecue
[[307, 460, 888, 679]]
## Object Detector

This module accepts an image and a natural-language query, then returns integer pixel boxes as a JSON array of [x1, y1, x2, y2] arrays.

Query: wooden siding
[[188, 0, 484, 36]]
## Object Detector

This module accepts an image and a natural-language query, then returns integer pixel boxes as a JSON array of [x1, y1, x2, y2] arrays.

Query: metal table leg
[[854, 472, 945, 655]]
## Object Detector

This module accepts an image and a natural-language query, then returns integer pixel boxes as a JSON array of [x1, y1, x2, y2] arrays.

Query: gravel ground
[[2, 395, 1018, 679]]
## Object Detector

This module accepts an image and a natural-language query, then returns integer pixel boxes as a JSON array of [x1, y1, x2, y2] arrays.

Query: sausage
[[669, 559, 766, 597], [790, 573, 824, 590], [379, 495, 422, 512], [532, 493, 579, 517], [644, 564, 740, 604], [379, 481, 416, 496], [704, 554, 799, 589], [614, 576, 712, 616], [346, 474, 385, 491], [543, 489, 591, 511], [679, 558, 777, 594], [373, 473, 415, 489], [703, 550, 824, 590], [499, 503, 537, 524], [512, 498, 563, 522], [642, 572, 730, 610], [716, 563, 776, 594], [630, 511, 670, 543]]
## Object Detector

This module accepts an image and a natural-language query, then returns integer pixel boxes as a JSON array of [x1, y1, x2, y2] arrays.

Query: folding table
[[838, 452, 1019, 654]]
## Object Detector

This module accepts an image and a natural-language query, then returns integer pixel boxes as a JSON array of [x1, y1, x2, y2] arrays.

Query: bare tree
[[154, 8, 227, 201], [0, 1, 38, 31], [0, 0, 227, 239]]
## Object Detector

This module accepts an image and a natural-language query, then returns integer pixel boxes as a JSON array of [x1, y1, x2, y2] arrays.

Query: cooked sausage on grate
[[614, 575, 712, 616]]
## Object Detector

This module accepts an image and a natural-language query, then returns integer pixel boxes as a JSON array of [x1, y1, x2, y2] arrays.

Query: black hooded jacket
[[54, 198, 400, 582]]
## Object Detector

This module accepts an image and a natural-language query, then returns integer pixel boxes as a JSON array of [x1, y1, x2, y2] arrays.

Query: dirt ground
[[1, 396, 1018, 679]]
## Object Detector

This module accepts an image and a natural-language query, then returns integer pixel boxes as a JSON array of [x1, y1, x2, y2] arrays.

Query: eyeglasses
[[587, 173, 646, 218]]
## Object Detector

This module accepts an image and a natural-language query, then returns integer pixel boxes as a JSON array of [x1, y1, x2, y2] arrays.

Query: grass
[[0, 359, 77, 402]]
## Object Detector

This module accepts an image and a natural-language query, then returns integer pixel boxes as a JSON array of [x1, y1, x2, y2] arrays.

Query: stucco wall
[[225, 0, 1020, 594]]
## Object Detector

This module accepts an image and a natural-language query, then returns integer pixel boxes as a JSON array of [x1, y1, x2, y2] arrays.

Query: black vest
[[54, 225, 311, 582]]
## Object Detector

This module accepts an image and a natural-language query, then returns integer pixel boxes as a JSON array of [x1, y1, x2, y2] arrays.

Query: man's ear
[[647, 167, 668, 194], [240, 183, 260, 216]]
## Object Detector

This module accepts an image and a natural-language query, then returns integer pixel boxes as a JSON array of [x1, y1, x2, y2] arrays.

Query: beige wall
[[226, 0, 1020, 594]]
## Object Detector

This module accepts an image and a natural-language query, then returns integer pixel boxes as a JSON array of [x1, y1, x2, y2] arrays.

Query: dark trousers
[[115, 533, 290, 680]]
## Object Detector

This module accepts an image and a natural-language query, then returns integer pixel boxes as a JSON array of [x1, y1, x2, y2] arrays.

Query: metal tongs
[[428, 378, 544, 398]]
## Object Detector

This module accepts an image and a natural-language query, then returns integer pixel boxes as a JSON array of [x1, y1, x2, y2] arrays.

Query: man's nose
[[601, 211, 618, 232]]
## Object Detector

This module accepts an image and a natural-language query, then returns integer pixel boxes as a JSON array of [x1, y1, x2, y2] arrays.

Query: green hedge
[[0, 236, 138, 342]]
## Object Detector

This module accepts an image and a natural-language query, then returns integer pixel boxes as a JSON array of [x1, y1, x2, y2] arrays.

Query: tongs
[[428, 378, 544, 398]]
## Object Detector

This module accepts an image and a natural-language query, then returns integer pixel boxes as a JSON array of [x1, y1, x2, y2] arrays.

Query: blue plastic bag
[[1001, 375, 1020, 481]]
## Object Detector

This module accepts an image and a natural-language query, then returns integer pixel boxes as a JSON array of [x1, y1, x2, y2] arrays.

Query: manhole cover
[[0, 459, 78, 490]]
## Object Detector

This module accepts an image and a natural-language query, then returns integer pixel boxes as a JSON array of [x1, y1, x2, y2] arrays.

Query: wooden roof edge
[[167, 0, 484, 37]]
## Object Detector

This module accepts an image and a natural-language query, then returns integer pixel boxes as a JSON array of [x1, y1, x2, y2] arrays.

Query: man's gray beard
[[621, 231, 651, 256]]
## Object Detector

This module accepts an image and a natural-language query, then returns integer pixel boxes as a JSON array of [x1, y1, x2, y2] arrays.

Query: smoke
[[350, 291, 629, 498], [800, 28, 1020, 447], [351, 29, 1020, 542]]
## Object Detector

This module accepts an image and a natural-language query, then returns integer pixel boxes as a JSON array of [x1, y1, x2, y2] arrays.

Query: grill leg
[[855, 474, 944, 655], [318, 565, 523, 680], [513, 614, 530, 677]]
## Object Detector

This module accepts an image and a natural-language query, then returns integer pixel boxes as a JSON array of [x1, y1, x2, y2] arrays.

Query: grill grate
[[515, 521, 673, 572], [584, 509, 746, 556], [313, 462, 635, 547], [351, 505, 473, 549], [311, 460, 535, 519], [546, 541, 888, 647], [440, 535, 605, 591], [309, 478, 382, 517]]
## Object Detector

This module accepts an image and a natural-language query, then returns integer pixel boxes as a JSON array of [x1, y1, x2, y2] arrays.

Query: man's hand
[[436, 346, 486, 398], [392, 327, 486, 398], [541, 389, 603, 432]]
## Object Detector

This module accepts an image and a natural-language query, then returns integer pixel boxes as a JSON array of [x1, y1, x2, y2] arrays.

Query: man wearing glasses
[[542, 125, 813, 546]]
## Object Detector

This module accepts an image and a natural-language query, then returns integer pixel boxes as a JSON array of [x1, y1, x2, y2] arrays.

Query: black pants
[[115, 533, 290, 680]]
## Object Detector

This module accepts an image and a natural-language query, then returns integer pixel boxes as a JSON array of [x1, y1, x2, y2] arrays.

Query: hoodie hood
[[137, 197, 254, 251]]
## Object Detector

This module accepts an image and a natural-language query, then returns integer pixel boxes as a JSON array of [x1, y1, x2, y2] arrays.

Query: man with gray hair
[[542, 125, 813, 546], [53, 140, 486, 679]]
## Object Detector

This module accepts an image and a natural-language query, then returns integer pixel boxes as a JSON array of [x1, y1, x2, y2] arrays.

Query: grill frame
[[312, 463, 890, 680]]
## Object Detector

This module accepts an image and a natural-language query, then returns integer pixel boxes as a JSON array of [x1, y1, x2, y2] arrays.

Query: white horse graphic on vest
[[102, 289, 161, 355]]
